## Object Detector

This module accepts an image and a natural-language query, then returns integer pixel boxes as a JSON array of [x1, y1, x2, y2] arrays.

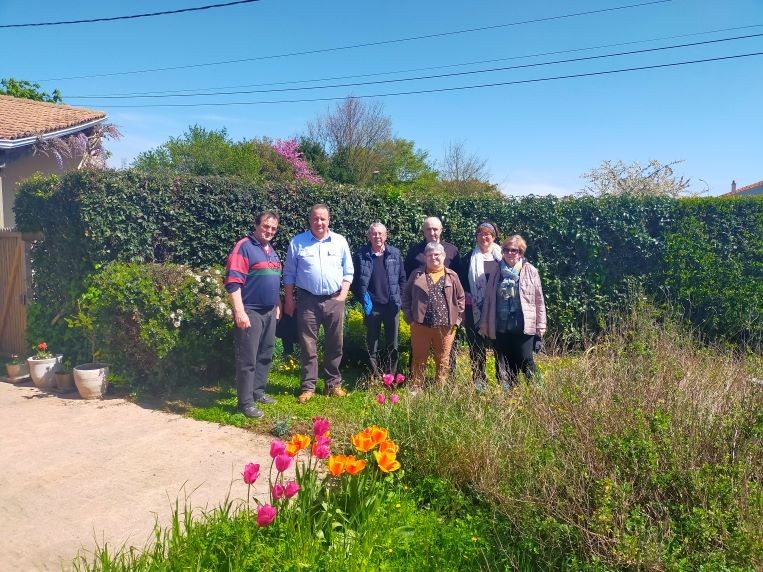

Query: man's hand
[[284, 296, 296, 317], [275, 303, 282, 321], [234, 310, 251, 329], [334, 291, 348, 302]]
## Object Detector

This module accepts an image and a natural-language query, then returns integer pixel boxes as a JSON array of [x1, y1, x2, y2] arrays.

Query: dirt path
[[0, 381, 275, 571]]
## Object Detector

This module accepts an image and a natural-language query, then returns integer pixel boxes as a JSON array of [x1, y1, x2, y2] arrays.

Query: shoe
[[256, 395, 277, 405], [325, 386, 347, 398], [239, 405, 264, 419], [409, 385, 423, 396], [298, 391, 315, 404]]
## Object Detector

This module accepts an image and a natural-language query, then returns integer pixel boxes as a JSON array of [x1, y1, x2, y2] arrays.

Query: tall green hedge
[[14, 170, 763, 369]]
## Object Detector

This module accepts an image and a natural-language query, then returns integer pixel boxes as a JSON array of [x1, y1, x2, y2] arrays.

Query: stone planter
[[27, 355, 63, 390], [5, 362, 28, 379], [54, 371, 75, 392], [73, 363, 109, 399]]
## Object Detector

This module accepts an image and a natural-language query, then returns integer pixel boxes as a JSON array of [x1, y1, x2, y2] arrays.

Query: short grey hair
[[367, 222, 387, 234], [421, 216, 442, 232], [424, 241, 445, 255]]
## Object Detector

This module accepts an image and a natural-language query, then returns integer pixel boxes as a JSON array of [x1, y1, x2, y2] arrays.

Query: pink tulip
[[313, 443, 331, 459], [272, 483, 285, 500], [242, 463, 260, 484], [382, 373, 394, 388], [312, 417, 330, 437], [390, 394, 400, 405], [284, 481, 300, 498], [275, 453, 293, 473], [376, 393, 386, 404], [269, 440, 286, 459], [395, 373, 406, 385], [256, 504, 278, 527]]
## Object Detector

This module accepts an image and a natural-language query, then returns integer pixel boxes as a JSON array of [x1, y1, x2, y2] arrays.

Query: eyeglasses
[[502, 247, 520, 254]]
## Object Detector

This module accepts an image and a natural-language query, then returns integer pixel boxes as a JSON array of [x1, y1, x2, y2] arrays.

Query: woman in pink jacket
[[479, 234, 546, 389]]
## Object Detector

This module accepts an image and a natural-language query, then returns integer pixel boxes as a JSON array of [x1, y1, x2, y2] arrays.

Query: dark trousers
[[297, 290, 345, 392], [493, 331, 535, 388], [234, 307, 276, 408], [464, 306, 491, 385], [364, 303, 400, 377]]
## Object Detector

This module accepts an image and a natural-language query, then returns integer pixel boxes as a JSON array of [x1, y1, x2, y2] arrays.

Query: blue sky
[[3, 0, 762, 196]]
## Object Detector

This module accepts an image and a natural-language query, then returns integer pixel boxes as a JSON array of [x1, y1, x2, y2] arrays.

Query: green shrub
[[14, 170, 763, 357], [68, 262, 233, 393]]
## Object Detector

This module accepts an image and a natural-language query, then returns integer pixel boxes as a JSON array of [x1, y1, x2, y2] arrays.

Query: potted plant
[[54, 360, 75, 392], [27, 342, 62, 390], [68, 306, 109, 399], [5, 354, 28, 379]]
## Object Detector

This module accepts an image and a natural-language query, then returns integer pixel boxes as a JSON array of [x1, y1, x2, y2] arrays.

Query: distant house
[[0, 95, 106, 229], [724, 179, 763, 197]]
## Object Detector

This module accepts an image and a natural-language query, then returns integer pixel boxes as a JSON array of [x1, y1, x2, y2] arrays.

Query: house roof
[[0, 95, 106, 149], [723, 179, 763, 197]]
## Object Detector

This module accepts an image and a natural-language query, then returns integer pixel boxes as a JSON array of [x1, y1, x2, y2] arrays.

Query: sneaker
[[325, 386, 347, 398], [409, 385, 423, 396], [239, 405, 264, 419], [298, 391, 315, 404], [256, 395, 277, 405]]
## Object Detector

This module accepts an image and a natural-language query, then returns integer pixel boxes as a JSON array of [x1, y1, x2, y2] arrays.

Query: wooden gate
[[0, 230, 30, 356]]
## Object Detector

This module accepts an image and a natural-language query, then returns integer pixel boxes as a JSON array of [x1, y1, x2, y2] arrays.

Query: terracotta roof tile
[[723, 179, 763, 196], [0, 95, 106, 140]]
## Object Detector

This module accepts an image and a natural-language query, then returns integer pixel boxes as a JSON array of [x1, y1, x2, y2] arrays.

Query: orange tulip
[[378, 440, 398, 455], [374, 450, 401, 473], [291, 434, 311, 451], [368, 426, 388, 447], [327, 455, 347, 476], [351, 430, 375, 453], [345, 456, 367, 475]]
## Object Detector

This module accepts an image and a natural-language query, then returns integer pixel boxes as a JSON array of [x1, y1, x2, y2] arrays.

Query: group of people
[[224, 204, 546, 418]]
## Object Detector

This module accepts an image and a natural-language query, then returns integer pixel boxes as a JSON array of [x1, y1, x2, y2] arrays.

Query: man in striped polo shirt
[[225, 211, 282, 418]]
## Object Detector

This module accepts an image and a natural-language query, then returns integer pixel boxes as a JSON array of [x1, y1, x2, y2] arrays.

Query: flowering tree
[[34, 123, 122, 170], [272, 138, 322, 184]]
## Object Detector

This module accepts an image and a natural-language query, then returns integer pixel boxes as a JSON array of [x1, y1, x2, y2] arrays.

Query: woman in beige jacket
[[479, 235, 546, 389], [402, 242, 465, 390]]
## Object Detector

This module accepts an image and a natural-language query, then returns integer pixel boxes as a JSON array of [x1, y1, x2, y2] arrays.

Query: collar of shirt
[[371, 245, 386, 257], [310, 230, 333, 243]]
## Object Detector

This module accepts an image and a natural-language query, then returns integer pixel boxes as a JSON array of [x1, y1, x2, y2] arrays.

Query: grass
[[96, 306, 763, 570]]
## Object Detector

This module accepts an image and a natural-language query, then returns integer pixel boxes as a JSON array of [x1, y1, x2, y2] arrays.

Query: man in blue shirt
[[283, 204, 354, 403], [225, 211, 282, 418]]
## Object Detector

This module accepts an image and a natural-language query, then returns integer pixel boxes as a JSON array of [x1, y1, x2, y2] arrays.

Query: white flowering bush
[[70, 262, 234, 392]]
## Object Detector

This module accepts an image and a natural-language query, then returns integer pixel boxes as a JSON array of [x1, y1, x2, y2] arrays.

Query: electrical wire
[[89, 51, 763, 108], [64, 32, 763, 100], [0, 0, 263, 29], [34, 0, 673, 81], [64, 23, 763, 98]]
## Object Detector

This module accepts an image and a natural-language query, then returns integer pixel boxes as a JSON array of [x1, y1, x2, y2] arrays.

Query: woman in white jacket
[[479, 234, 546, 389]]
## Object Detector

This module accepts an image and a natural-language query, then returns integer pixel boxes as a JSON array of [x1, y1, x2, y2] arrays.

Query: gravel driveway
[[0, 381, 274, 571]]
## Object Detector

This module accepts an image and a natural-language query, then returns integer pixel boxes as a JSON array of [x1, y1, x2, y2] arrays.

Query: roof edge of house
[[0, 116, 107, 150]]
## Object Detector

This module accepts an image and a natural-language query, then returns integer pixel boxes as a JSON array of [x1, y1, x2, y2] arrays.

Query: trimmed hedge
[[14, 170, 763, 379]]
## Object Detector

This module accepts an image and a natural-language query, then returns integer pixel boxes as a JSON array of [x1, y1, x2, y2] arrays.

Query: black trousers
[[493, 331, 535, 388], [364, 303, 400, 377], [464, 306, 492, 385]]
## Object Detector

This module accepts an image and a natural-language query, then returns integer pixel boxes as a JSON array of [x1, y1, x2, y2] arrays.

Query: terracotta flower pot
[[27, 355, 63, 390], [73, 363, 109, 399], [5, 362, 28, 379], [54, 371, 75, 392]]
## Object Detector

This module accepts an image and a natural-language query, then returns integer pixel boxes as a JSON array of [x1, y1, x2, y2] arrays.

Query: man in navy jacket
[[352, 222, 406, 378]]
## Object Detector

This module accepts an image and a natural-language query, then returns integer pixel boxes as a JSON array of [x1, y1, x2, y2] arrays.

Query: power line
[[0, 0, 263, 29], [90, 51, 763, 108], [34, 0, 673, 81], [67, 24, 763, 98], [65, 32, 763, 100]]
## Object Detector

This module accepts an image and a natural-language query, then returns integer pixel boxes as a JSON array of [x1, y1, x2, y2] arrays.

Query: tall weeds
[[379, 307, 763, 569]]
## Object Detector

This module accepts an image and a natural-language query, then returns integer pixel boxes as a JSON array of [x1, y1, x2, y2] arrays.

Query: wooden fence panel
[[0, 230, 29, 356]]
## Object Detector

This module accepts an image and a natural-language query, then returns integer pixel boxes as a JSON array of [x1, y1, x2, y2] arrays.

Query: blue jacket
[[352, 244, 406, 312]]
